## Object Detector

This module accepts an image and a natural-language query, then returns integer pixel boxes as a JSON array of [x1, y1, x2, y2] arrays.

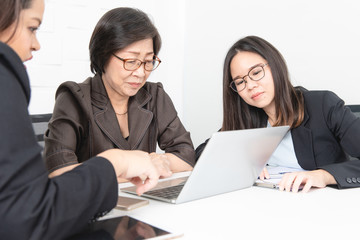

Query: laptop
[[122, 126, 289, 204]]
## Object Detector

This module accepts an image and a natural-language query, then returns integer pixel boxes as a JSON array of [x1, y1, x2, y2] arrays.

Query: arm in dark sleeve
[[318, 91, 360, 188], [195, 138, 210, 162], [195, 128, 222, 162], [44, 84, 87, 172], [0, 54, 118, 240], [155, 83, 196, 167]]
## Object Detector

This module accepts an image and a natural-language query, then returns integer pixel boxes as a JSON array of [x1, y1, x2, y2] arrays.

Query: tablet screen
[[68, 215, 177, 240]]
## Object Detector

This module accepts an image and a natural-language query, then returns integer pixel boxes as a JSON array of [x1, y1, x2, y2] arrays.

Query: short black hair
[[89, 7, 162, 75]]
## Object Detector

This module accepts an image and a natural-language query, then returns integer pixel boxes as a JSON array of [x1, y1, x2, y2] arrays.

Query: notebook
[[122, 126, 289, 204]]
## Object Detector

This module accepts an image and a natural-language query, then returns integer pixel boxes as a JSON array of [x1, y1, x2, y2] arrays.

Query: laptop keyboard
[[145, 183, 185, 199]]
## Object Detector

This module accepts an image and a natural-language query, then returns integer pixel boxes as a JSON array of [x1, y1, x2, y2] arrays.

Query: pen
[[257, 172, 293, 179], [268, 172, 291, 179]]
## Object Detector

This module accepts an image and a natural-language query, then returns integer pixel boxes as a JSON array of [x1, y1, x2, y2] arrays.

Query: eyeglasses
[[229, 63, 268, 92], [112, 54, 161, 72]]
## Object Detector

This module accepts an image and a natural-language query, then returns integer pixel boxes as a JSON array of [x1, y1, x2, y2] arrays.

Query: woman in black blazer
[[196, 36, 360, 193], [0, 0, 160, 239]]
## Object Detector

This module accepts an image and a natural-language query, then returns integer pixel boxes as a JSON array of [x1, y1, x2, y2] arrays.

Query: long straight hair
[[0, 0, 33, 42], [222, 36, 304, 131]]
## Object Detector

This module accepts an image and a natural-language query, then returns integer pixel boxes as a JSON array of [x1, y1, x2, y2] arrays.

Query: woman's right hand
[[259, 167, 270, 180], [149, 153, 173, 179], [98, 149, 160, 195]]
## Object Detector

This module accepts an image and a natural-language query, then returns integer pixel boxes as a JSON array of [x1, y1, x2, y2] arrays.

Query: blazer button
[[346, 178, 352, 184], [357, 177, 360, 183], [352, 177, 357, 183]]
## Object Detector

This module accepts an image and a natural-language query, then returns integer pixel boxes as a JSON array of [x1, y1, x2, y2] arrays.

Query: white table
[[102, 172, 360, 240]]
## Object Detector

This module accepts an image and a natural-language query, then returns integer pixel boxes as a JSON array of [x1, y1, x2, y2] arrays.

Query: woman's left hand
[[278, 169, 336, 193]]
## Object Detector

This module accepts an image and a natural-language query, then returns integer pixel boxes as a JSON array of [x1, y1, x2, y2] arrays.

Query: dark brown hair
[[89, 7, 162, 75], [222, 36, 304, 130], [0, 0, 33, 42]]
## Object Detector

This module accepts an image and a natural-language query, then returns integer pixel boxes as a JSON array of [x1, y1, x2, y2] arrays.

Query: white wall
[[27, 0, 186, 118], [28, 0, 360, 148], [183, 0, 360, 147]]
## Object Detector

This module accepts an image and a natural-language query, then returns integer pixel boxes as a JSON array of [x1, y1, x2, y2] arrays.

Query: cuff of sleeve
[[320, 163, 360, 189], [83, 156, 118, 217]]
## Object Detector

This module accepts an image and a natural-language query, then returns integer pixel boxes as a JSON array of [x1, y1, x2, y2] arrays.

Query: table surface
[[102, 172, 360, 240]]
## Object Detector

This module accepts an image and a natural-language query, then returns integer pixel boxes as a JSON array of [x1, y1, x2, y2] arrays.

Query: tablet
[[68, 215, 182, 240]]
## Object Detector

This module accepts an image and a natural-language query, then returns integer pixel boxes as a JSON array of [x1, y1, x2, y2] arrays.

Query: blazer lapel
[[127, 88, 153, 150], [291, 110, 317, 170], [91, 75, 131, 150]]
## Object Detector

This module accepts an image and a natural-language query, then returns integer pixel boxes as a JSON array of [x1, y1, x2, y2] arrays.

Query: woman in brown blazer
[[44, 7, 195, 178]]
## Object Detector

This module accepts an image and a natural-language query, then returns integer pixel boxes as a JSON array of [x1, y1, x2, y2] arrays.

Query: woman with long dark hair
[[0, 1, 160, 239], [197, 36, 360, 193]]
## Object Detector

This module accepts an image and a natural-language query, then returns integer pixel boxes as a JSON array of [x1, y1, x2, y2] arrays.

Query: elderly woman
[[44, 7, 195, 178]]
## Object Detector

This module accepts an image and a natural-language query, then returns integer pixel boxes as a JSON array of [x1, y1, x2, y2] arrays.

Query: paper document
[[254, 166, 304, 188]]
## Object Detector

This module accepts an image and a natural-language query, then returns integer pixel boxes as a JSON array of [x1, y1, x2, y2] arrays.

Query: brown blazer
[[44, 74, 195, 172]]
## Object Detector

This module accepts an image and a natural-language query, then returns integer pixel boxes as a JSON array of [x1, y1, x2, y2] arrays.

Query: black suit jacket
[[196, 89, 360, 189], [0, 43, 118, 239], [292, 90, 360, 188]]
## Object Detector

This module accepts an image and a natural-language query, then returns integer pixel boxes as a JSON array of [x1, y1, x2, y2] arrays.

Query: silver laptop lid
[[122, 126, 289, 204], [176, 126, 289, 203]]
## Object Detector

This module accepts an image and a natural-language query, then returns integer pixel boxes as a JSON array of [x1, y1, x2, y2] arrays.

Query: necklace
[[115, 111, 128, 115]]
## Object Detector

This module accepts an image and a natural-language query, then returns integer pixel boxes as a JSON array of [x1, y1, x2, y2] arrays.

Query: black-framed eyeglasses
[[112, 54, 161, 71], [229, 63, 268, 92]]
